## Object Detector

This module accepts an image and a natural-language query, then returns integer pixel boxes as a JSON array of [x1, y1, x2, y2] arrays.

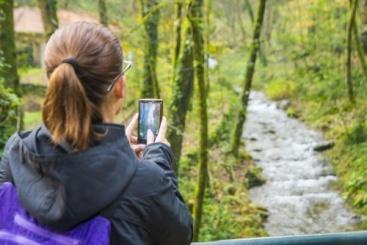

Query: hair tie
[[62, 57, 80, 72]]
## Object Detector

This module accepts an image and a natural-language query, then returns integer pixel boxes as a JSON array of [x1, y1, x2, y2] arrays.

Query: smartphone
[[138, 99, 163, 144]]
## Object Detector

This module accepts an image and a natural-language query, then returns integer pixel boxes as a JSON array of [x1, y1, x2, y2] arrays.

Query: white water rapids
[[245, 92, 362, 235]]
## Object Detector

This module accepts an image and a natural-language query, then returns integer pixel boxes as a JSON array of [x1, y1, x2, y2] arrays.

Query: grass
[[19, 67, 46, 86], [24, 111, 41, 130]]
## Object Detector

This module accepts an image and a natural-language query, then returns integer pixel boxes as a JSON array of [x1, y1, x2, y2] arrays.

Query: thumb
[[147, 129, 155, 145], [126, 113, 138, 139]]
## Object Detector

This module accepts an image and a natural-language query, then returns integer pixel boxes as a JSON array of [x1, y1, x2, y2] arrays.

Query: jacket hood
[[7, 123, 137, 231]]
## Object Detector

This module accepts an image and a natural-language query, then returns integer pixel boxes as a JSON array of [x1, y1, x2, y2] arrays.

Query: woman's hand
[[147, 117, 171, 146], [126, 113, 145, 159]]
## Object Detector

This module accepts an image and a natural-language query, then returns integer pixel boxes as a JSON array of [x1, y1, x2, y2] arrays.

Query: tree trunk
[[173, 2, 183, 76], [231, 0, 266, 157], [0, 0, 22, 130], [346, 0, 358, 103], [353, 15, 367, 84], [37, 0, 58, 40], [358, 0, 367, 53], [98, 0, 108, 27], [205, 0, 211, 93], [244, 0, 267, 66], [168, 26, 194, 175], [140, 0, 160, 98], [188, 0, 208, 241], [0, 0, 20, 93]]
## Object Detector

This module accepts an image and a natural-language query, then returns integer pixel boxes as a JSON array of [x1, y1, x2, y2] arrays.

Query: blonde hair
[[42, 22, 123, 151]]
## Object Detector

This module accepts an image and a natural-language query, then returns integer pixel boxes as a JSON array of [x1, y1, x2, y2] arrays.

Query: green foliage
[[24, 111, 41, 129], [344, 171, 367, 209], [264, 79, 296, 101], [0, 84, 19, 157], [0, 52, 19, 156], [179, 146, 267, 241], [199, 191, 267, 241], [177, 47, 267, 240], [343, 116, 367, 145], [14, 0, 36, 7], [16, 36, 37, 67]]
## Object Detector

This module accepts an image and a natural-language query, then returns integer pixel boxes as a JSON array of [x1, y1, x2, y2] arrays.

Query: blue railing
[[193, 231, 367, 245]]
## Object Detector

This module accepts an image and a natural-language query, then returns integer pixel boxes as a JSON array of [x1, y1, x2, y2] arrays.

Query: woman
[[0, 22, 193, 245]]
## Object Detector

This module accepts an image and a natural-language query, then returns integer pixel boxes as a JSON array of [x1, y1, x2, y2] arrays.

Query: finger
[[130, 136, 138, 144], [126, 113, 139, 135], [156, 117, 167, 142], [147, 129, 154, 145], [137, 151, 143, 160], [126, 113, 139, 137], [132, 144, 146, 152], [164, 139, 171, 147]]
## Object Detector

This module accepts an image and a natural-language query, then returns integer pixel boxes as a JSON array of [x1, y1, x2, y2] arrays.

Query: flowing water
[[245, 91, 362, 236]]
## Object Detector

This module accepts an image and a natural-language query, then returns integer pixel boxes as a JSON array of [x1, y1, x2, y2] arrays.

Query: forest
[[1, 0, 367, 242]]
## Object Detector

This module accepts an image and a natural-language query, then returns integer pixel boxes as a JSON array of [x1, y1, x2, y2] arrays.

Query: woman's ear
[[113, 76, 125, 99]]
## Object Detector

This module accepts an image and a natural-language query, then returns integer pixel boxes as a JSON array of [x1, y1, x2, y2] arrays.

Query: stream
[[244, 91, 363, 236]]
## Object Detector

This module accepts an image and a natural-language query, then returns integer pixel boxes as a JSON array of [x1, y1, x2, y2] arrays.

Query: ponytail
[[42, 63, 92, 151], [42, 22, 123, 152]]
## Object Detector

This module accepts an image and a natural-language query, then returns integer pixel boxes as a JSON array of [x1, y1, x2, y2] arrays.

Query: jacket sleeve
[[142, 143, 193, 245], [0, 133, 17, 184]]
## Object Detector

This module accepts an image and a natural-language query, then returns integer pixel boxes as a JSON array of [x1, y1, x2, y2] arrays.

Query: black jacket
[[0, 123, 193, 245]]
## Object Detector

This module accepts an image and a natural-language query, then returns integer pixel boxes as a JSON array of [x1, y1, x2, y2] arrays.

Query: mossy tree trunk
[[37, 0, 59, 40], [351, 0, 367, 83], [188, 0, 208, 241], [245, 0, 267, 66], [231, 0, 266, 157], [140, 0, 160, 98], [173, 2, 183, 76], [352, 11, 367, 84], [98, 0, 108, 27], [0, 0, 22, 130], [346, 0, 358, 103], [0, 0, 19, 93], [204, 0, 211, 93], [168, 25, 194, 175]]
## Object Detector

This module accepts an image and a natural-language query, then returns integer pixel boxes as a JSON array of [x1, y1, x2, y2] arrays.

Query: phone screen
[[138, 99, 163, 144]]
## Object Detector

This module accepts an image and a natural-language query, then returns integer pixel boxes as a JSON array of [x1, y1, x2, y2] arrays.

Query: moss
[[245, 166, 266, 189], [0, 84, 19, 157]]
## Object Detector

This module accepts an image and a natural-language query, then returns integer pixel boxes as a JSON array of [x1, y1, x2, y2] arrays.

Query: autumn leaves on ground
[[1, 0, 367, 242]]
